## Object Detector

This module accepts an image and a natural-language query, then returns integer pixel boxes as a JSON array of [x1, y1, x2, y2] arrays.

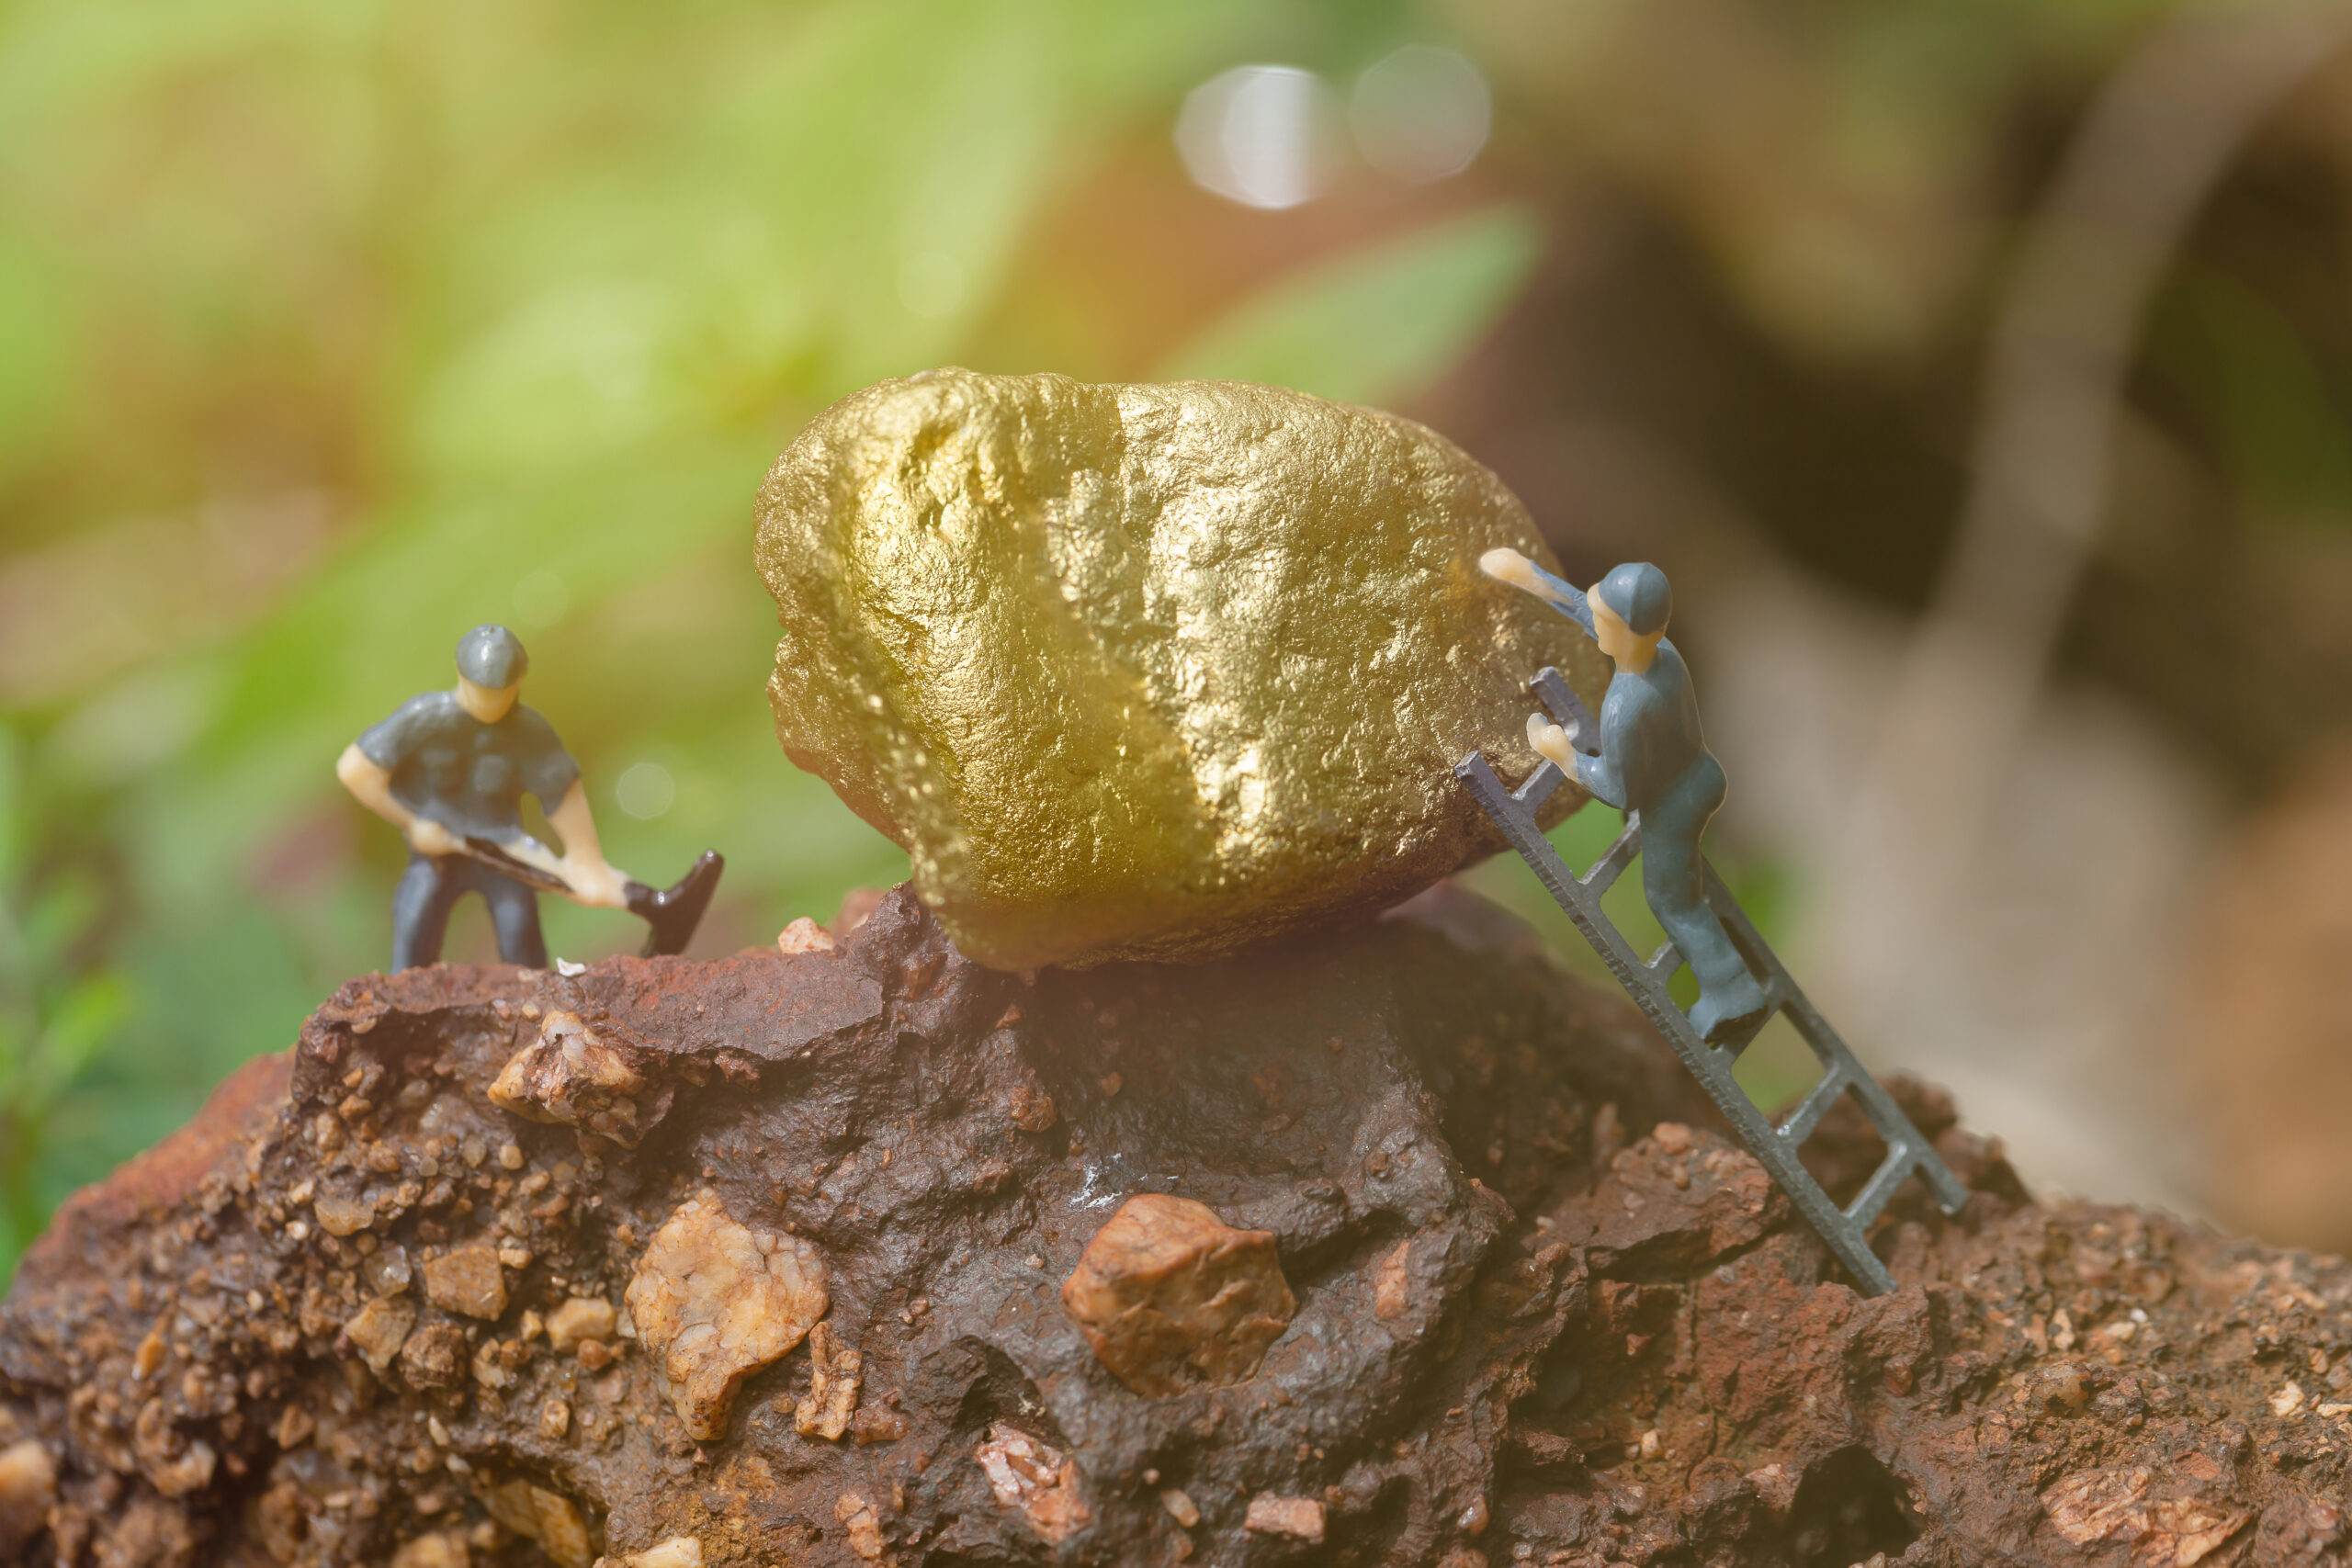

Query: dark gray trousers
[[1638, 755, 1757, 1003], [390, 852, 548, 970]]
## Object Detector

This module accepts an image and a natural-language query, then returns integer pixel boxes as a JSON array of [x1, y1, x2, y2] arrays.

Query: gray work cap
[[455, 625, 528, 689], [1593, 562, 1672, 637]]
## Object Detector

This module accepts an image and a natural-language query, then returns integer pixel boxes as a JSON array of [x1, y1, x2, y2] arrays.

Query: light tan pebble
[[273, 1405, 314, 1450], [471, 1340, 514, 1390], [497, 1242, 533, 1269], [626, 1190, 828, 1439], [343, 1296, 418, 1373], [1244, 1495, 1325, 1543], [1372, 1239, 1412, 1321], [974, 1426, 1092, 1544], [545, 1297, 616, 1353], [485, 1479, 591, 1568], [499, 1142, 526, 1171], [133, 1320, 167, 1380], [1651, 1122, 1692, 1154], [1159, 1488, 1201, 1529], [314, 1190, 375, 1237], [776, 918, 838, 955], [491, 1011, 661, 1148], [520, 1309, 545, 1341], [834, 1494, 885, 1561], [610, 1540, 703, 1568], [389, 1532, 471, 1568], [0, 1440, 57, 1555], [794, 1321, 864, 1441], [540, 1399, 571, 1439]]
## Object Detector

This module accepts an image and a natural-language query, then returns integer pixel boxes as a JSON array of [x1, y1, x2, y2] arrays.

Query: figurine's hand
[[406, 816, 460, 858], [1480, 547, 1541, 592], [1527, 712, 1577, 773], [560, 854, 632, 911]]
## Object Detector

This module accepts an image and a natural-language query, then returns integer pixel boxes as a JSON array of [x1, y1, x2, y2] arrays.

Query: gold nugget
[[754, 368, 1602, 969]]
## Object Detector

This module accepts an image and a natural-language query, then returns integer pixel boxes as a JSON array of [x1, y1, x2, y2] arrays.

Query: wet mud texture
[[5, 886, 2350, 1567]]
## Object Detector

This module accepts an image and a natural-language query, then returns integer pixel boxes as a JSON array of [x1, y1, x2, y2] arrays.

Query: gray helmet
[[455, 625, 528, 689], [1593, 562, 1671, 637]]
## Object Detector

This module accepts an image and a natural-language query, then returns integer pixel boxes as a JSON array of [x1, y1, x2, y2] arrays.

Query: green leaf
[[1156, 205, 1545, 409]]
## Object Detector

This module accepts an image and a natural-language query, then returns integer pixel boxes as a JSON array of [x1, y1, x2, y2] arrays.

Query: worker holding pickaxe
[[337, 624, 721, 969]]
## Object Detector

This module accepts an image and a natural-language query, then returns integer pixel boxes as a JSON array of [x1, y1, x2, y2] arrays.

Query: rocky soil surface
[[5, 885, 2352, 1567]]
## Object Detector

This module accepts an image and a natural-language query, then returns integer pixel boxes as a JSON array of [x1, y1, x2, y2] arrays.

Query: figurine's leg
[[1641, 760, 1768, 1043], [390, 853, 464, 971], [480, 870, 549, 969]]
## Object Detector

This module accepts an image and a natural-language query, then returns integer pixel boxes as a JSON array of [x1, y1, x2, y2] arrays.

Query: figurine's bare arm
[[337, 744, 460, 857], [336, 748, 630, 910], [1480, 547, 1596, 636], [539, 781, 631, 910]]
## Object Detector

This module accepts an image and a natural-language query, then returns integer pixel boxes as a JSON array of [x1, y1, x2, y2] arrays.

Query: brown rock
[[1061, 1193, 1296, 1397], [625, 1190, 828, 1440], [793, 1320, 862, 1441], [12, 882, 2352, 1568], [399, 1321, 466, 1390], [1552, 1124, 1789, 1274], [422, 1244, 507, 1320], [974, 1424, 1091, 1544]]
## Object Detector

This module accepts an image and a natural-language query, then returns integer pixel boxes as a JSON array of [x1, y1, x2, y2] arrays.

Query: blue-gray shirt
[[356, 692, 580, 841], [1575, 639, 1708, 813]]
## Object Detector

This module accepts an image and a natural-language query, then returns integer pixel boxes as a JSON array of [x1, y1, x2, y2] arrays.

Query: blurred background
[[8, 0, 2352, 1289]]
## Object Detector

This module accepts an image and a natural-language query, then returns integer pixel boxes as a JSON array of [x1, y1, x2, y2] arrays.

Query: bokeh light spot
[[1351, 46, 1491, 184], [616, 761, 675, 820], [1175, 65, 1338, 210]]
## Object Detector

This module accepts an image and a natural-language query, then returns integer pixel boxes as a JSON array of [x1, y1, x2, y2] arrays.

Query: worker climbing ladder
[[1456, 666, 1968, 1297]]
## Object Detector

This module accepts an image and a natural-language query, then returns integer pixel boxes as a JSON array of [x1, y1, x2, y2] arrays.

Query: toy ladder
[[1456, 666, 1967, 1296]]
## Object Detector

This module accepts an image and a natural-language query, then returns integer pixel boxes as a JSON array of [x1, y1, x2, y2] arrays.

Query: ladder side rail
[[1456, 756, 1674, 1007], [1701, 864, 1972, 1217], [1457, 750, 1898, 1295]]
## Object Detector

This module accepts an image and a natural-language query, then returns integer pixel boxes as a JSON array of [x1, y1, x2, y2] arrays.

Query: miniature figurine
[[336, 624, 723, 969], [1481, 551, 1769, 1043]]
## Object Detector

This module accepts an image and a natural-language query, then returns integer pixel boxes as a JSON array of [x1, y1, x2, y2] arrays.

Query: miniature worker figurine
[[336, 625, 631, 970], [1484, 551, 1770, 1043]]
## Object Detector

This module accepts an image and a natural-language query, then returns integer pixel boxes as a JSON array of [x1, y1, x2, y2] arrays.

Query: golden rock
[[754, 368, 1602, 969]]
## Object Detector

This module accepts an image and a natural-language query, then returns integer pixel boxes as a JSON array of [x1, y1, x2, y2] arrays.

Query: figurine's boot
[[1688, 968, 1770, 1045]]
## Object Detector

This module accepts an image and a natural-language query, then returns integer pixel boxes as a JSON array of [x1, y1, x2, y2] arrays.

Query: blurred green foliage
[[6, 0, 2319, 1292], [0, 0, 1565, 1288]]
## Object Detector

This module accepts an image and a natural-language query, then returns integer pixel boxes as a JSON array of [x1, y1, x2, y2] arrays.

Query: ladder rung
[[1844, 1150, 1915, 1231], [1777, 1065, 1851, 1147], [1646, 938, 1681, 976], [1581, 822, 1641, 897], [1512, 761, 1565, 811]]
